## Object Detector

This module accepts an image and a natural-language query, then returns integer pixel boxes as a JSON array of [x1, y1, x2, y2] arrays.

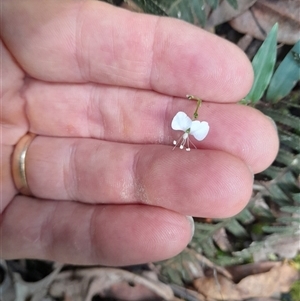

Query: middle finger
[[25, 81, 279, 173]]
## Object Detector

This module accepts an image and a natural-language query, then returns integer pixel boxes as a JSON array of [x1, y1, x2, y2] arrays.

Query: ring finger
[[26, 136, 253, 218]]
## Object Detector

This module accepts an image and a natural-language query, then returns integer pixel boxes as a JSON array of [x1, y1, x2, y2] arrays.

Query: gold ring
[[12, 133, 37, 196]]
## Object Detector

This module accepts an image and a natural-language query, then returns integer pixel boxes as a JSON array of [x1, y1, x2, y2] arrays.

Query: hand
[[1, 0, 278, 266]]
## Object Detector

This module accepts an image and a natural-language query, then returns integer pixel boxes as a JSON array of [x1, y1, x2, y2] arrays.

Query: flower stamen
[[172, 130, 197, 151]]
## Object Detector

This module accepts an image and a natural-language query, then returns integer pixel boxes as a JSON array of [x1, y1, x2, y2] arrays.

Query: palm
[[1, 0, 278, 265]]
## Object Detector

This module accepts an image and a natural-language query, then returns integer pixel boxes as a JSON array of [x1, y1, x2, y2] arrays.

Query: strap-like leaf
[[275, 149, 296, 167], [266, 41, 300, 103], [225, 219, 248, 237], [261, 165, 284, 181], [128, 0, 167, 15], [279, 129, 300, 152], [244, 23, 278, 103], [281, 206, 300, 214], [235, 208, 255, 224], [292, 193, 300, 203], [277, 216, 300, 223], [260, 107, 300, 131], [214, 256, 244, 266], [268, 182, 290, 205], [262, 225, 296, 234]]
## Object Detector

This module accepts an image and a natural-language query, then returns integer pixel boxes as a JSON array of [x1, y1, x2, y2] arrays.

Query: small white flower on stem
[[171, 111, 209, 151]]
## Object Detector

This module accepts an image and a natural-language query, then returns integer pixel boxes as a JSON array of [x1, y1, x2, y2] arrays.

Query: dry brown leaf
[[193, 251, 232, 279], [206, 0, 257, 28], [247, 297, 278, 301], [49, 268, 174, 301], [122, 0, 143, 13], [226, 261, 280, 283], [106, 281, 163, 300], [237, 34, 254, 51], [194, 262, 299, 300], [237, 263, 299, 297], [194, 274, 242, 300], [212, 227, 232, 252], [170, 283, 207, 301], [230, 0, 300, 44]]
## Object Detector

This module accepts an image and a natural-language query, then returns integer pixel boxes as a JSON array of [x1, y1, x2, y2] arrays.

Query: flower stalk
[[186, 94, 202, 120]]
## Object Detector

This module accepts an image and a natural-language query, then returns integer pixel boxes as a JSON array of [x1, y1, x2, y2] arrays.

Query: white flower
[[171, 111, 209, 151]]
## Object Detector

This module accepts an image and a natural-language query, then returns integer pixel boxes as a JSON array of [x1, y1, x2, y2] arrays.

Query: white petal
[[190, 120, 209, 141], [171, 111, 192, 131]]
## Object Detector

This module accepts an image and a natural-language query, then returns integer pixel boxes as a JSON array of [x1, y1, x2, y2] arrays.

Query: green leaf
[[236, 208, 255, 224], [278, 171, 300, 192], [129, 0, 207, 26], [214, 255, 244, 266], [250, 203, 274, 218], [244, 23, 278, 103], [266, 41, 300, 103], [201, 237, 217, 257], [281, 206, 300, 214], [268, 183, 290, 205], [275, 149, 296, 167], [279, 129, 300, 152], [194, 222, 216, 231], [292, 193, 300, 203], [277, 216, 300, 223], [262, 225, 296, 234], [225, 219, 248, 238], [128, 0, 167, 15], [261, 165, 285, 181], [226, 0, 238, 9], [166, 0, 206, 27], [260, 107, 300, 131]]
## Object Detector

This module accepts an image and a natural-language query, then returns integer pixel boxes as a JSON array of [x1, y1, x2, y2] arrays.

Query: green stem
[[186, 95, 202, 120]]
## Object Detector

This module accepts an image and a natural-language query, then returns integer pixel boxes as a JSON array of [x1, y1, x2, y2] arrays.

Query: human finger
[[2, 0, 253, 102], [1, 196, 193, 265], [25, 137, 253, 217], [25, 81, 279, 173], [1, 145, 17, 211]]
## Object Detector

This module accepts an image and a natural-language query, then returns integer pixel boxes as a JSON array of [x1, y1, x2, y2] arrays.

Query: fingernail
[[267, 116, 277, 131], [186, 215, 195, 241]]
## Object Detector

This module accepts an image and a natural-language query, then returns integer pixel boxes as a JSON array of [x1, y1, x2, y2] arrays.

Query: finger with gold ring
[[12, 133, 37, 196]]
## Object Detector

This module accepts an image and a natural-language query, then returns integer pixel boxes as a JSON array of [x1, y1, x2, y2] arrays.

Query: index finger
[[2, 0, 253, 102]]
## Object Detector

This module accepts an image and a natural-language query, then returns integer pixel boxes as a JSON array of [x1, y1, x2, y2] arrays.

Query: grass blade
[[244, 23, 278, 104], [266, 40, 300, 103]]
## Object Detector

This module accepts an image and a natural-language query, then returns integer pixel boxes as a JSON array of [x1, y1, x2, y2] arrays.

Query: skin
[[1, 0, 279, 266]]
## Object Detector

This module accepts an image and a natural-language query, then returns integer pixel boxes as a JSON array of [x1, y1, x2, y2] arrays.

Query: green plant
[[102, 0, 239, 27], [100, 0, 300, 288], [290, 280, 300, 301], [159, 25, 300, 283]]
